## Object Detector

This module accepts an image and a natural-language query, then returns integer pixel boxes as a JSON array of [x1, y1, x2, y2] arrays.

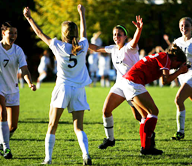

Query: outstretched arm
[[23, 7, 52, 46], [89, 43, 106, 53], [129, 15, 143, 48], [77, 4, 86, 38]]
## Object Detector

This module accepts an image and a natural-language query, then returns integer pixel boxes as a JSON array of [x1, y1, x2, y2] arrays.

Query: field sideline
[[0, 83, 192, 166]]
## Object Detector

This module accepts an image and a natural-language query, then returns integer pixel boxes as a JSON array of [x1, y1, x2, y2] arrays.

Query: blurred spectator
[[98, 53, 111, 87], [88, 50, 98, 87], [139, 49, 147, 59], [36, 50, 52, 89]]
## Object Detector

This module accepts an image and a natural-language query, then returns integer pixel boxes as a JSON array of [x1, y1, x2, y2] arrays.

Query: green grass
[[1, 83, 192, 166]]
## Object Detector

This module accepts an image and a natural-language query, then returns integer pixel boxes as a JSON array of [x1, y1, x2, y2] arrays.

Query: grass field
[[1, 83, 192, 166]]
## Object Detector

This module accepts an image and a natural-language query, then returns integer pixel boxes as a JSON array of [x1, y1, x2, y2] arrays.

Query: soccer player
[[36, 50, 52, 89], [23, 4, 92, 165], [171, 17, 192, 140], [121, 44, 188, 155], [0, 21, 36, 159], [89, 16, 143, 149]]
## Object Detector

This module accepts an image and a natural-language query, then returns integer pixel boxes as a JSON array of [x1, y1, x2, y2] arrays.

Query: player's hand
[[77, 4, 85, 15], [23, 7, 31, 19], [29, 84, 36, 91], [132, 15, 143, 30], [179, 63, 188, 74]]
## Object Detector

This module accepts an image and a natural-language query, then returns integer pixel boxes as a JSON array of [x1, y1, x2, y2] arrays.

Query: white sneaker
[[41, 160, 52, 165]]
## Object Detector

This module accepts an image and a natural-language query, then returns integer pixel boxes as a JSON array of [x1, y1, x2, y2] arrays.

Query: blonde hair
[[61, 21, 82, 55]]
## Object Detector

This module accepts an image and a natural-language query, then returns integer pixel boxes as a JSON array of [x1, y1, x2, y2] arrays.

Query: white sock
[[103, 116, 114, 141], [0, 121, 10, 151], [19, 78, 24, 88], [36, 82, 41, 89], [101, 79, 105, 87], [44, 134, 55, 162], [177, 110, 186, 133], [106, 80, 110, 87], [77, 131, 89, 158]]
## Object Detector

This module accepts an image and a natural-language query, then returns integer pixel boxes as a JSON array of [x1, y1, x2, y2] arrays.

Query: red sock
[[139, 119, 145, 148], [143, 117, 157, 150]]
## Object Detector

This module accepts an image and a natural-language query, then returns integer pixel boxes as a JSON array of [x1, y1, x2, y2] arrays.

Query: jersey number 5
[[68, 54, 77, 68], [3, 59, 9, 67]]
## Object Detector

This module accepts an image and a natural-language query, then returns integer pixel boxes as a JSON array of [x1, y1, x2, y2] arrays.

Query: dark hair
[[114, 25, 128, 36], [1, 21, 16, 31], [167, 44, 186, 63]]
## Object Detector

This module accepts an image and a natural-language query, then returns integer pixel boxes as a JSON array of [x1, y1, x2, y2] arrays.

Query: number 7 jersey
[[0, 41, 27, 94], [49, 37, 92, 88]]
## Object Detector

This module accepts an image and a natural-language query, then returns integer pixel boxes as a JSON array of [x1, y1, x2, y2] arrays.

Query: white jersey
[[49, 37, 92, 88], [38, 55, 51, 73], [173, 37, 192, 84], [98, 54, 111, 76], [0, 42, 27, 94], [105, 42, 139, 82]]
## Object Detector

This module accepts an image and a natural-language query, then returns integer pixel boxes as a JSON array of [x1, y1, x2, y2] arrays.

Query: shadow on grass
[[18, 119, 102, 125]]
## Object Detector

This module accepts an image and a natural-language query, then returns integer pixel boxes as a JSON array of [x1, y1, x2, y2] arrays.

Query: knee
[[151, 108, 159, 116], [102, 108, 112, 117], [175, 95, 183, 106]]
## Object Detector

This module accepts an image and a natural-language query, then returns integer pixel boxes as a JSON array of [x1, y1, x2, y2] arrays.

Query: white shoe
[[41, 160, 52, 165]]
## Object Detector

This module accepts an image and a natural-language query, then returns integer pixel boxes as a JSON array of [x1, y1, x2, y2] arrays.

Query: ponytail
[[72, 37, 82, 55]]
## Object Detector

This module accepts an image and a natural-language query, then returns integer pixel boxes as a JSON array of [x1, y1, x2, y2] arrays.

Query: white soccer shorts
[[50, 84, 90, 113]]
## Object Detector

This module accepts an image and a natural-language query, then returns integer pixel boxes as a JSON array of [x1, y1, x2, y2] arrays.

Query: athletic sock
[[100, 79, 105, 87], [103, 116, 114, 141], [177, 110, 185, 134], [0, 121, 10, 151], [140, 118, 146, 148], [44, 134, 55, 162], [77, 131, 89, 158], [19, 78, 24, 88], [142, 115, 157, 150], [106, 80, 110, 87]]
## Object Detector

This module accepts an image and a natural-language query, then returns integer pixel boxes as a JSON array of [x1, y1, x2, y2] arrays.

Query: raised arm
[[77, 4, 86, 38], [23, 7, 52, 46], [129, 15, 143, 48]]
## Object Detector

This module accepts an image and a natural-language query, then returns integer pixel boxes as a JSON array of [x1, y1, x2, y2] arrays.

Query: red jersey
[[123, 52, 171, 86]]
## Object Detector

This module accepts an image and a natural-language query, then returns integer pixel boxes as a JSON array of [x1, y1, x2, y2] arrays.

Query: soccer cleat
[[98, 138, 115, 149], [171, 132, 185, 140], [151, 132, 156, 148], [0, 144, 3, 156], [3, 149, 12, 159], [83, 155, 92, 165], [140, 147, 163, 155], [41, 160, 52, 165]]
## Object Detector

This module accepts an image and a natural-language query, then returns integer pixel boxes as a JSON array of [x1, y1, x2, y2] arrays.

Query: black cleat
[[140, 147, 163, 155], [83, 155, 92, 165], [3, 149, 12, 159], [98, 138, 115, 149], [171, 132, 184, 140]]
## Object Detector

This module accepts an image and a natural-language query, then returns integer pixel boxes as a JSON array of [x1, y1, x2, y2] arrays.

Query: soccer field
[[1, 83, 192, 166]]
